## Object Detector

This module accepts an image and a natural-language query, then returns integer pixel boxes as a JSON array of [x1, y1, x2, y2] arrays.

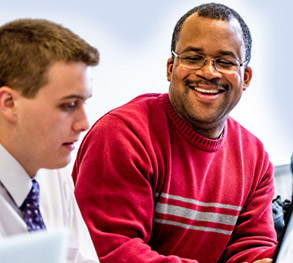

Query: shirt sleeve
[[58, 168, 100, 263], [72, 114, 198, 263], [220, 156, 278, 262]]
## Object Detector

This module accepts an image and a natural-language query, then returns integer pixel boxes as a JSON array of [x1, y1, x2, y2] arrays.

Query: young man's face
[[15, 61, 92, 176]]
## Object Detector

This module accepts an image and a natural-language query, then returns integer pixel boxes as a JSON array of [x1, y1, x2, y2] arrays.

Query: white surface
[[0, 230, 67, 263]]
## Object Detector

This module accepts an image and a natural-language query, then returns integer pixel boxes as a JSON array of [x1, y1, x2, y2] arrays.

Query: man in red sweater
[[72, 3, 277, 263]]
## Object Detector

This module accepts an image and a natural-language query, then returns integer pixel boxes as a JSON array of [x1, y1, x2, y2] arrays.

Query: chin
[[45, 156, 71, 170]]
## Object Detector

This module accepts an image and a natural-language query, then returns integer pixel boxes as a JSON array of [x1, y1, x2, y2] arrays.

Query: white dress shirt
[[0, 144, 99, 263]]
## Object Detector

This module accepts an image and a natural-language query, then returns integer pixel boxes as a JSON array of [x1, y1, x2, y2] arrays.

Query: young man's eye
[[60, 101, 77, 111]]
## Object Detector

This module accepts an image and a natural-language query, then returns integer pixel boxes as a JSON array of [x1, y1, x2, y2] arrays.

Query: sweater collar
[[160, 93, 225, 152]]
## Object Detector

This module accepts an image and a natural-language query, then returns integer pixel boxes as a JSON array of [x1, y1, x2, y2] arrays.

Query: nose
[[196, 59, 222, 79], [73, 107, 90, 133]]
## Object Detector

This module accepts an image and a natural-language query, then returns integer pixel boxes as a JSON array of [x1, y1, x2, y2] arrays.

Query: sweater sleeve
[[220, 154, 278, 262], [72, 114, 198, 263]]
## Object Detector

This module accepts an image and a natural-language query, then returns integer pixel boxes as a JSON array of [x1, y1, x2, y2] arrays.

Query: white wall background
[[2, 0, 292, 167]]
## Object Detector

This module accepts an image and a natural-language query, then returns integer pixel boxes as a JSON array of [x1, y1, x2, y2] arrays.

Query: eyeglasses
[[172, 51, 248, 74]]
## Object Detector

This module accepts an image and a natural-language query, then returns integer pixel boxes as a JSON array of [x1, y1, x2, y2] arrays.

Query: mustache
[[184, 79, 228, 90]]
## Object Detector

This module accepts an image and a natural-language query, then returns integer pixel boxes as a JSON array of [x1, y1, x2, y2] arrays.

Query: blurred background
[[2, 0, 292, 187]]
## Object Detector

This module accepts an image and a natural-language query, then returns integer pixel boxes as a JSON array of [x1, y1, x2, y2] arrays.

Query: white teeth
[[194, 87, 219, 94]]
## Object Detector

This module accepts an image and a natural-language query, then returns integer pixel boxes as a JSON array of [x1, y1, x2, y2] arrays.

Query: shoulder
[[75, 93, 170, 166], [87, 93, 167, 136], [226, 117, 271, 169], [226, 117, 265, 149], [108, 93, 165, 120]]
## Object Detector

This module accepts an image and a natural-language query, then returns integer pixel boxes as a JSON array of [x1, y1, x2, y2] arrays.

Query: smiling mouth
[[192, 87, 225, 95]]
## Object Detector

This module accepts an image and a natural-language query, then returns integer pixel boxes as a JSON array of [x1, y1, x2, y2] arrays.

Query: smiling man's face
[[167, 13, 252, 139]]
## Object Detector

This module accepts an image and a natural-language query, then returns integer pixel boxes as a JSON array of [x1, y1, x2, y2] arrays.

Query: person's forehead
[[181, 13, 242, 37], [176, 13, 245, 57], [35, 61, 92, 99]]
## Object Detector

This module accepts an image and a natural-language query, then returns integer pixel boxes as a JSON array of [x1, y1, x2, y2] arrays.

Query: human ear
[[0, 87, 18, 122], [167, 58, 174, 82], [242, 66, 252, 91]]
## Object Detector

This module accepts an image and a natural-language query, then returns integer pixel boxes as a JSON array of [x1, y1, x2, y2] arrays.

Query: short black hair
[[171, 2, 252, 63]]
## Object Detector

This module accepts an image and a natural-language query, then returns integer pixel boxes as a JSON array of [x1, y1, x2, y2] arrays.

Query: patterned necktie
[[20, 179, 46, 231]]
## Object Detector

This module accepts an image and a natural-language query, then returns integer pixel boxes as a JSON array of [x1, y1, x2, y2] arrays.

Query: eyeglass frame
[[171, 50, 248, 73]]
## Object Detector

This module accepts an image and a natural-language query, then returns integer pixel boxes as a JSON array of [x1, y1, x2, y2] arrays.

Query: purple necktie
[[20, 179, 46, 231]]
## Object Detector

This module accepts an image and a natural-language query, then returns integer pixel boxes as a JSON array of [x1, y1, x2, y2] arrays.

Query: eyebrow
[[60, 94, 92, 100], [180, 46, 238, 59], [217, 50, 238, 59], [180, 47, 203, 53]]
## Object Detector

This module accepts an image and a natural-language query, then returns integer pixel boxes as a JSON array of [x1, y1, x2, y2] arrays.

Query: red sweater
[[73, 93, 277, 263]]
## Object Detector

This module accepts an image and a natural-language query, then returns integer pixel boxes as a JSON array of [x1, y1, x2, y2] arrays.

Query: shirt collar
[[0, 144, 34, 207]]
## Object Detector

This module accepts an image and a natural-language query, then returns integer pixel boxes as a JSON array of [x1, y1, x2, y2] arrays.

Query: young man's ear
[[167, 58, 174, 82], [242, 66, 253, 91], [0, 86, 18, 122]]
